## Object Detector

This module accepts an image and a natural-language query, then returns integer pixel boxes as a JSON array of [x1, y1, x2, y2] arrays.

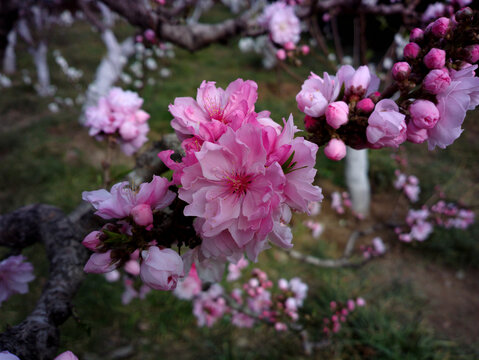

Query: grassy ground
[[1, 12, 479, 359]]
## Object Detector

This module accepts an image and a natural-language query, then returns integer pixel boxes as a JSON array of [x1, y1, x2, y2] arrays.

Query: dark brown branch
[[0, 205, 88, 360]]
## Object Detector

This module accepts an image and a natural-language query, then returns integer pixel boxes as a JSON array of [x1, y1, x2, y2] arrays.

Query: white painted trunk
[[3, 30, 17, 74], [33, 41, 51, 96], [80, 30, 135, 123], [345, 147, 370, 216]]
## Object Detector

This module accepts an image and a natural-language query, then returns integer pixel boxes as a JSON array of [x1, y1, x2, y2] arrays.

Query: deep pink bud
[[276, 49, 286, 60], [392, 62, 411, 81], [404, 43, 421, 59], [409, 100, 440, 129], [284, 41, 295, 51], [324, 138, 346, 161], [423, 68, 451, 94], [82, 231, 101, 251], [131, 204, 153, 226], [347, 299, 356, 311], [301, 45, 310, 55], [465, 44, 479, 63], [357, 98, 374, 113], [431, 17, 450, 38], [424, 48, 446, 69], [410, 28, 424, 42], [407, 122, 428, 144], [325, 101, 349, 129]]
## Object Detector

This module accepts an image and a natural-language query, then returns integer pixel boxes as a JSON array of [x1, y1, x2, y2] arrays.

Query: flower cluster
[[392, 8, 479, 150], [259, 2, 301, 48], [85, 87, 150, 155], [323, 298, 366, 335], [81, 176, 184, 290], [396, 201, 474, 243], [394, 170, 420, 203], [331, 191, 352, 214], [160, 79, 323, 276], [0, 255, 35, 306], [174, 260, 309, 331]]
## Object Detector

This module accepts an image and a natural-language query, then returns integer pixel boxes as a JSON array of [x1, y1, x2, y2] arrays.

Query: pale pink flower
[[0, 351, 19, 360], [366, 99, 407, 148], [227, 256, 249, 282], [54, 351, 78, 360], [193, 284, 227, 327], [428, 65, 479, 149], [372, 237, 386, 254], [82, 175, 175, 221], [290, 277, 308, 306], [296, 72, 340, 117], [422, 2, 445, 22], [411, 221, 433, 241], [337, 65, 379, 97], [269, 6, 301, 45], [356, 297, 366, 307], [140, 246, 184, 291], [232, 312, 255, 328], [0, 255, 35, 306]]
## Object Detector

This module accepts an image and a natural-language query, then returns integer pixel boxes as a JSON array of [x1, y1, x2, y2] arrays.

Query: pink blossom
[[227, 256, 249, 282], [124, 259, 141, 276], [54, 351, 78, 360], [169, 79, 258, 141], [366, 99, 407, 148], [326, 101, 349, 129], [82, 175, 175, 221], [289, 277, 308, 306], [337, 65, 378, 97], [423, 69, 451, 94], [284, 41, 295, 51], [410, 221, 433, 241], [174, 263, 202, 300], [140, 246, 184, 291], [144, 29, 156, 42], [407, 122, 428, 144], [422, 3, 445, 22], [428, 65, 479, 149], [84, 251, 117, 274], [308, 201, 321, 216], [409, 100, 440, 129], [104, 270, 120, 282], [347, 299, 356, 311], [324, 138, 346, 161], [275, 322, 288, 331], [232, 312, 255, 328], [372, 237, 386, 254], [0, 255, 35, 306], [301, 45, 310, 55], [193, 284, 227, 327], [424, 48, 446, 69], [268, 6, 301, 45], [403, 43, 421, 59], [304, 220, 324, 239], [0, 352, 19, 360], [404, 183, 420, 203], [296, 72, 341, 117], [356, 297, 366, 306]]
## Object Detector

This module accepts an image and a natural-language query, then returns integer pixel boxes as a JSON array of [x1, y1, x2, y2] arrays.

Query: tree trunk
[[345, 147, 370, 216]]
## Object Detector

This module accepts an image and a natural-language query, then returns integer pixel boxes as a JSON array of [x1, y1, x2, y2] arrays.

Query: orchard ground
[[1, 13, 479, 360]]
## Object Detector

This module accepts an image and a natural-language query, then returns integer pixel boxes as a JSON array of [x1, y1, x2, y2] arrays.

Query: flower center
[[225, 171, 253, 196]]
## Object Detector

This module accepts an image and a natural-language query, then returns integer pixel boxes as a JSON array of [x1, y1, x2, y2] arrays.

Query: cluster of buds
[[297, 8, 479, 160], [323, 298, 366, 335], [392, 8, 479, 149]]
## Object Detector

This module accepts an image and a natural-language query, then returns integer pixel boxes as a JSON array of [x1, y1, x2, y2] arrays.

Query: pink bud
[[431, 17, 450, 38], [392, 62, 411, 81], [284, 41, 295, 51], [407, 122, 428, 144], [275, 322, 288, 331], [140, 246, 184, 290], [301, 45, 310, 55], [124, 259, 141, 276], [465, 44, 479, 63], [423, 48, 446, 69], [347, 299, 356, 311], [404, 43, 421, 59], [84, 251, 117, 274], [324, 139, 346, 161], [82, 231, 101, 251], [330, 301, 337, 310], [119, 122, 140, 141], [325, 101, 349, 129], [357, 98, 374, 113], [144, 29, 156, 42], [131, 204, 153, 226], [409, 100, 440, 129], [423, 68, 451, 94], [276, 49, 286, 60], [410, 28, 424, 42]]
